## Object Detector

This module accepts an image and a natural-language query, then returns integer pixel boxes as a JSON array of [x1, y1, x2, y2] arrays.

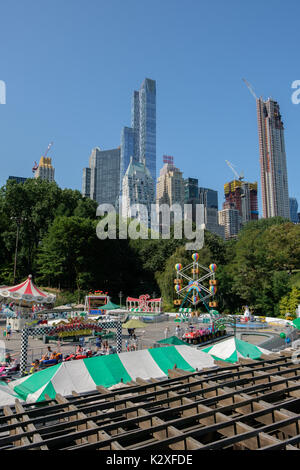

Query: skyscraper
[[82, 147, 120, 207], [289, 197, 299, 224], [257, 97, 290, 219], [199, 187, 225, 239], [218, 203, 241, 240], [34, 156, 55, 182], [156, 156, 184, 207], [120, 78, 156, 196], [121, 158, 155, 228]]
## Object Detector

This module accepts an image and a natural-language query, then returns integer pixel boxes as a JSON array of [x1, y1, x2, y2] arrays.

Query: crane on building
[[32, 141, 54, 173], [225, 160, 244, 181], [242, 78, 258, 101]]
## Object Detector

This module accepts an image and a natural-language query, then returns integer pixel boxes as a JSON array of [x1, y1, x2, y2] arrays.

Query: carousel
[[0, 275, 56, 331]]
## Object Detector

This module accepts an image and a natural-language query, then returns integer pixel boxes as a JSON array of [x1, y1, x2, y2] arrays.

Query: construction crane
[[242, 78, 258, 101], [225, 160, 244, 181], [32, 142, 54, 173]]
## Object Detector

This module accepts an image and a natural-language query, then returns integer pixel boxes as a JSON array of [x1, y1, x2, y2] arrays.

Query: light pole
[[11, 217, 25, 285], [118, 291, 123, 308]]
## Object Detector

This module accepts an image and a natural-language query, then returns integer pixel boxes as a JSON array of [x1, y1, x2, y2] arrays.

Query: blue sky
[[0, 0, 299, 214]]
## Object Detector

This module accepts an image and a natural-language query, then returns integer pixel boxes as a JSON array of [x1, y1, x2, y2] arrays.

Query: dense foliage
[[0, 179, 299, 316]]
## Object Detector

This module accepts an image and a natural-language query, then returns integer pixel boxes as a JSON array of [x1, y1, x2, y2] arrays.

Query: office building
[[82, 147, 120, 207], [199, 187, 225, 239], [7, 176, 28, 184], [257, 97, 290, 219]]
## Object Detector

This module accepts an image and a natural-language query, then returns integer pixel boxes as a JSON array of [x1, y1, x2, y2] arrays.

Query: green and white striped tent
[[6, 345, 216, 405], [202, 337, 272, 363], [0, 382, 24, 406]]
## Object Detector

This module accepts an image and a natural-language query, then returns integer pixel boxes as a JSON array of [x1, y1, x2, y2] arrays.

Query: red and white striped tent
[[0, 275, 56, 304]]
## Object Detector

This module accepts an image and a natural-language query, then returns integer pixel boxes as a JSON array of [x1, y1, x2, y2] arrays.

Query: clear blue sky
[[1, 0, 299, 214]]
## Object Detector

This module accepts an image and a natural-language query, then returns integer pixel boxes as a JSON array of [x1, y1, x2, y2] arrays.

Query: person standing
[[175, 325, 180, 337], [164, 326, 170, 339], [6, 324, 11, 341]]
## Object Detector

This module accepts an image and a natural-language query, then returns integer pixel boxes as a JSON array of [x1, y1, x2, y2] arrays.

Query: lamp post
[[118, 291, 123, 308], [11, 217, 26, 285]]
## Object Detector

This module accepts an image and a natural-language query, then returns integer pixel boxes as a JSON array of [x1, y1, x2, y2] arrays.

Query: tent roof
[[293, 318, 300, 330], [100, 301, 120, 310], [157, 336, 188, 346], [0, 275, 56, 304], [122, 319, 147, 329], [8, 345, 216, 405], [202, 337, 272, 363]]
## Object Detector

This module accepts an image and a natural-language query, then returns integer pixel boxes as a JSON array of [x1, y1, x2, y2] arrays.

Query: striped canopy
[[0, 275, 56, 304], [7, 345, 216, 405], [202, 337, 272, 363]]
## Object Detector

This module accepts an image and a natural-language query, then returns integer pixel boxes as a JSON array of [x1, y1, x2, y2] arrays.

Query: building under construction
[[224, 180, 258, 224], [0, 350, 299, 451]]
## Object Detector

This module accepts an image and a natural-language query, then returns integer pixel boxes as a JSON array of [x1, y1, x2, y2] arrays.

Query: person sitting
[[50, 351, 57, 360], [30, 359, 40, 374], [76, 345, 83, 354], [5, 353, 12, 366]]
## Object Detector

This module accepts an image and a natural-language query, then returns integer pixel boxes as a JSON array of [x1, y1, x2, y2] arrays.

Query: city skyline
[[0, 1, 300, 216]]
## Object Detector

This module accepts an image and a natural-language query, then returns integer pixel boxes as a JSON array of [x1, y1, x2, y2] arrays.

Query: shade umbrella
[[157, 336, 190, 346], [8, 345, 216, 404], [202, 337, 272, 363], [122, 319, 148, 329]]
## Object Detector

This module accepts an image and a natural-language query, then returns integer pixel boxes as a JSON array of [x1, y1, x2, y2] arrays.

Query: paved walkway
[[0, 318, 296, 370]]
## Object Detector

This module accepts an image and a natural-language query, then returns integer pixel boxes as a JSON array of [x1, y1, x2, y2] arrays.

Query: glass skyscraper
[[120, 78, 156, 197]]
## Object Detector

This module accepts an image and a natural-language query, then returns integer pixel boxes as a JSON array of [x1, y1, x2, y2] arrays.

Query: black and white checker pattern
[[20, 321, 123, 375]]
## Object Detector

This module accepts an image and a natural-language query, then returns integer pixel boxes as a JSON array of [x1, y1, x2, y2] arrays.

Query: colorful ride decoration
[[84, 291, 109, 314], [173, 253, 218, 309], [183, 324, 226, 345], [126, 294, 162, 313]]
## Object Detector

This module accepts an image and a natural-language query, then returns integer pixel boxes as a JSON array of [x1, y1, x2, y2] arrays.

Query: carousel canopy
[[0, 275, 56, 304]]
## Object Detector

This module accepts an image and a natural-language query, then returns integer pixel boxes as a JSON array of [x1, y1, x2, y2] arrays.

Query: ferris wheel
[[174, 253, 218, 311]]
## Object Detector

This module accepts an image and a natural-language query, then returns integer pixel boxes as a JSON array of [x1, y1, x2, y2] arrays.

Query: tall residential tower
[[256, 97, 290, 219]]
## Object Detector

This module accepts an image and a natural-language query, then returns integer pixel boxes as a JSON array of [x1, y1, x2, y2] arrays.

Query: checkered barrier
[[20, 320, 123, 375]]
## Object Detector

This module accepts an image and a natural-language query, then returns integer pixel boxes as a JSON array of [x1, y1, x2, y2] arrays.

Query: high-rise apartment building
[[156, 156, 184, 207], [120, 78, 156, 196], [218, 203, 241, 240], [34, 157, 55, 182], [121, 158, 155, 228], [289, 197, 298, 224], [82, 147, 120, 207], [256, 97, 290, 219], [224, 180, 258, 224], [156, 156, 185, 234]]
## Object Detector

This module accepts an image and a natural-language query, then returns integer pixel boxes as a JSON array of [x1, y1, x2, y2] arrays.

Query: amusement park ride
[[174, 252, 218, 313], [174, 253, 228, 344]]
